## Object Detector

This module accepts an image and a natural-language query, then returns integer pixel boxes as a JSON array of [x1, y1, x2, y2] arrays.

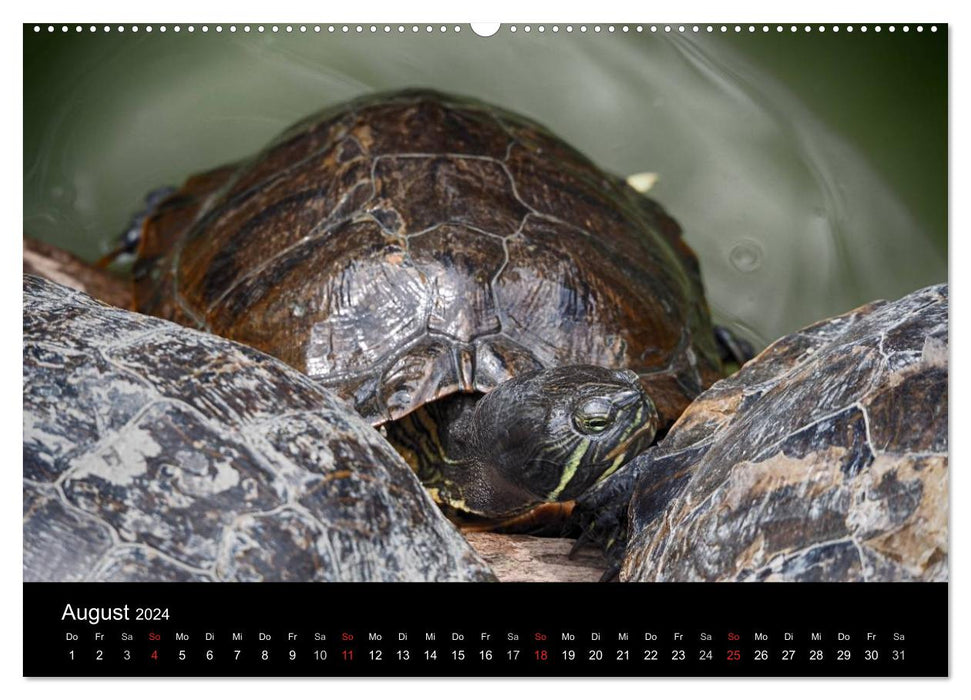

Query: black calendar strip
[[23, 582, 947, 677]]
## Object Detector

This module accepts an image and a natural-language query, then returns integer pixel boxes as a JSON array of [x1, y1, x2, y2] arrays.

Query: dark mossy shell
[[134, 89, 721, 427], [23, 275, 494, 582], [623, 284, 948, 582]]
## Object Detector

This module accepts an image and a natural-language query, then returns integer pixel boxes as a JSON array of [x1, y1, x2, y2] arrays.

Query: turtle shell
[[23, 274, 494, 582], [623, 284, 948, 582], [134, 89, 722, 427]]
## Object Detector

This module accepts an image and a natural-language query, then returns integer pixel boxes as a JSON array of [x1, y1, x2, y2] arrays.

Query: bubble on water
[[728, 240, 764, 273], [50, 185, 72, 202]]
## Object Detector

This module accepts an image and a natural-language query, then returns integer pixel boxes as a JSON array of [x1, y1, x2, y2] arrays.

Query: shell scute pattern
[[623, 284, 948, 582], [23, 275, 494, 582], [136, 90, 720, 426]]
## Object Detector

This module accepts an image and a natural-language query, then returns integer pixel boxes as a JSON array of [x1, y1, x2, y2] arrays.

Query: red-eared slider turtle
[[23, 274, 494, 582], [123, 89, 736, 526], [622, 284, 947, 582]]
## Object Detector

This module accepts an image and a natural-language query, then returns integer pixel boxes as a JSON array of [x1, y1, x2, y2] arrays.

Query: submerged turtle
[[122, 89, 738, 526], [622, 284, 948, 582], [23, 274, 494, 582]]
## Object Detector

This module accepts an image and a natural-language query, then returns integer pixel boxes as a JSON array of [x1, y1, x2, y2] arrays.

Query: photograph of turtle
[[23, 24, 947, 583]]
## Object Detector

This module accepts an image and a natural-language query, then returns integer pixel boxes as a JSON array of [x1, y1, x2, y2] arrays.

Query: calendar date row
[[65, 645, 910, 664]]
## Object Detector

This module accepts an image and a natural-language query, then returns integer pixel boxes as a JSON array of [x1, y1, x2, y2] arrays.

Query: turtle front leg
[[568, 451, 655, 580], [96, 186, 177, 268]]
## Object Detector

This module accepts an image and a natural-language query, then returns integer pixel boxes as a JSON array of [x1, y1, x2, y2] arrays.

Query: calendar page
[[22, 19, 948, 678]]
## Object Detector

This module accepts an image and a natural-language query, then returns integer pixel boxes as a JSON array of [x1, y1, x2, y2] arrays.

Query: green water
[[23, 25, 946, 347]]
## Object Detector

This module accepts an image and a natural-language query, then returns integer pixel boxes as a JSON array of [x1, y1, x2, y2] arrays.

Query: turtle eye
[[574, 398, 614, 434]]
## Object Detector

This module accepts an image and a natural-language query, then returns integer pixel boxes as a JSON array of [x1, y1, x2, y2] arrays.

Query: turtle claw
[[598, 564, 621, 583], [568, 529, 594, 560]]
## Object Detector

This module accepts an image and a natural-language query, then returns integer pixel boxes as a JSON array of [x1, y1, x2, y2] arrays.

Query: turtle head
[[456, 365, 659, 517]]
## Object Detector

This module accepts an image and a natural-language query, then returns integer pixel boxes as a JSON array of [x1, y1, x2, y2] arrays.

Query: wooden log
[[23, 238, 132, 310], [464, 532, 607, 582]]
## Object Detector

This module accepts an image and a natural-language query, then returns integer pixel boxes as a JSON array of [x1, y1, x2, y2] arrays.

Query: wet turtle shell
[[133, 89, 722, 429], [623, 284, 948, 582], [23, 274, 494, 582]]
